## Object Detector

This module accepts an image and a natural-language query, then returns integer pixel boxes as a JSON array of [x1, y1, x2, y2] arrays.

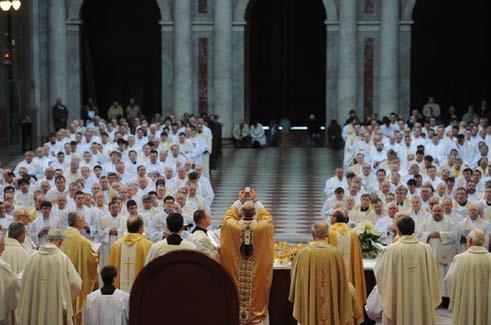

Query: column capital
[[160, 21, 174, 32], [66, 19, 82, 26], [233, 21, 246, 32], [324, 20, 339, 26], [400, 20, 414, 25], [159, 21, 174, 26]]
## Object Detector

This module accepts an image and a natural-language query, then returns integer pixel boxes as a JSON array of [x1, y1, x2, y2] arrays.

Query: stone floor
[[210, 146, 343, 241]]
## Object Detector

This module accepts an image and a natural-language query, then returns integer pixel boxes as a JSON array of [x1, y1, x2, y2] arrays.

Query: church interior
[[0, 0, 491, 324]]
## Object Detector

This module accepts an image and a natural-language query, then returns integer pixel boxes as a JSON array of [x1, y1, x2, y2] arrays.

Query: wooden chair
[[130, 250, 239, 325]]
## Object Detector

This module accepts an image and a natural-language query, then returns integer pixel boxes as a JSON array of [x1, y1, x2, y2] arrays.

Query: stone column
[[326, 22, 339, 126], [0, 65, 8, 162], [161, 22, 174, 117], [379, 0, 400, 118], [214, 0, 233, 137], [399, 21, 413, 119], [48, 0, 68, 129], [66, 20, 81, 120], [336, 0, 357, 124], [173, 0, 192, 118], [232, 23, 245, 125]]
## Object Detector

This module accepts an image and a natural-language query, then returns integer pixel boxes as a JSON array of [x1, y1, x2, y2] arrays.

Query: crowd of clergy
[[1, 103, 491, 325], [319, 105, 491, 324], [0, 113, 222, 324]]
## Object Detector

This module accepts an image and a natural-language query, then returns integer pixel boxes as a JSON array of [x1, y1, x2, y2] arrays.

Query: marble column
[[48, 0, 68, 130], [214, 0, 233, 137], [379, 0, 400, 118], [336, 0, 357, 124], [173, 0, 192, 118]]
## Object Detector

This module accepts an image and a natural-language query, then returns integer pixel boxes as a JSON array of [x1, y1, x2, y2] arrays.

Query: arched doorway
[[81, 0, 162, 119], [245, 0, 327, 126], [411, 0, 491, 118]]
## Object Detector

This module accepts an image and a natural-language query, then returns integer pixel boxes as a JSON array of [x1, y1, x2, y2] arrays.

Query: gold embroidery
[[238, 221, 255, 323]]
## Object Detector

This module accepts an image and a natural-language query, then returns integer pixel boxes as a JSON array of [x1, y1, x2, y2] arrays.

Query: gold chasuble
[[289, 240, 353, 325], [62, 227, 99, 325], [220, 202, 274, 324], [328, 223, 367, 305], [348, 283, 365, 325], [374, 235, 441, 325], [109, 232, 153, 292]]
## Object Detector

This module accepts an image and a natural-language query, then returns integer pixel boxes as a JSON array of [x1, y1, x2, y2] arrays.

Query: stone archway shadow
[[67, 0, 172, 21], [234, 0, 338, 22]]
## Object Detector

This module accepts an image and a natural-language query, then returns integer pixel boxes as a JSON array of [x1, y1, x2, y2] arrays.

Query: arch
[[67, 0, 172, 21], [402, 0, 417, 20], [234, 0, 337, 22]]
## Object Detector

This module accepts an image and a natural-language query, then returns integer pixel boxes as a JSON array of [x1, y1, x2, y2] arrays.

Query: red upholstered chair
[[130, 250, 239, 325]]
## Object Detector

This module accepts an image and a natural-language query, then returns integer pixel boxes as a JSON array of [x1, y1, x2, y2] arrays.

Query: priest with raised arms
[[445, 228, 491, 325], [109, 216, 153, 293], [290, 221, 362, 325], [375, 216, 441, 325], [220, 188, 274, 325], [18, 229, 82, 325], [62, 211, 99, 325], [328, 208, 366, 305]]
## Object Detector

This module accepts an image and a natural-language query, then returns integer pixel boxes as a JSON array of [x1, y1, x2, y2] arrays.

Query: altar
[[269, 259, 378, 325]]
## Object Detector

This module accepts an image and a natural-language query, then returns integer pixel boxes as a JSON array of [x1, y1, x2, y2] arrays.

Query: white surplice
[[417, 217, 458, 297], [28, 215, 61, 247], [96, 214, 127, 270], [83, 289, 129, 325]]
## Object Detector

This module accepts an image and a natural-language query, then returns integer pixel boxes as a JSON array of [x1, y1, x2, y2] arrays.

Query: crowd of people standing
[[320, 97, 491, 323]]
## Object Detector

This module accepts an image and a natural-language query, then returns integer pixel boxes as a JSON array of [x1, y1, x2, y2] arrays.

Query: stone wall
[[24, 0, 418, 144]]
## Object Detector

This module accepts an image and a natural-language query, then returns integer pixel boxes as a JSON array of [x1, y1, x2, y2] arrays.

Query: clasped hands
[[428, 231, 441, 239]]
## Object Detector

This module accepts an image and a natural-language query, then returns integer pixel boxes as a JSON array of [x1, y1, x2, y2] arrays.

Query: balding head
[[241, 202, 255, 220], [127, 216, 144, 234], [67, 211, 84, 230], [331, 208, 349, 224], [48, 229, 65, 247], [468, 229, 486, 247], [312, 222, 329, 240], [432, 204, 444, 221]]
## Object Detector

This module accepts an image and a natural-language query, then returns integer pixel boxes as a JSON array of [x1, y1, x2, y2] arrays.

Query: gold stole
[[336, 232, 352, 273], [119, 243, 137, 293], [238, 220, 256, 323]]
